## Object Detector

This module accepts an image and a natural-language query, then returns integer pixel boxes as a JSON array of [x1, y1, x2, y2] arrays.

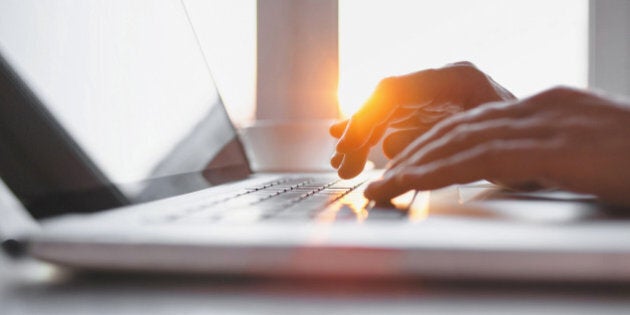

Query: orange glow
[[316, 192, 369, 223], [408, 191, 430, 222], [337, 0, 587, 118], [337, 77, 377, 118]]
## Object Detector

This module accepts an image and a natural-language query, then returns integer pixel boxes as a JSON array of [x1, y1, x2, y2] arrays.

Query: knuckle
[[457, 62, 487, 79], [376, 76, 400, 95], [519, 86, 584, 114], [448, 60, 477, 68], [437, 61, 485, 82], [536, 85, 585, 103], [455, 63, 484, 79]]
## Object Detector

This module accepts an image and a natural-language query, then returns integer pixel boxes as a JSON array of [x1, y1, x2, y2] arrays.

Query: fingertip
[[338, 172, 354, 180], [364, 174, 408, 202], [335, 120, 372, 153], [364, 177, 390, 199], [337, 164, 364, 179], [329, 120, 348, 138], [330, 152, 343, 169], [336, 148, 369, 179], [363, 181, 382, 201]]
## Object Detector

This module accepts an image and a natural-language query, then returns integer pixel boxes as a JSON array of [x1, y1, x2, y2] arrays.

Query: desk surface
[[2, 253, 630, 315]]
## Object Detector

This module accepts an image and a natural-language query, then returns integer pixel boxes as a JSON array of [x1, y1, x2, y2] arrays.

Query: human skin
[[331, 62, 630, 207], [331, 61, 514, 177]]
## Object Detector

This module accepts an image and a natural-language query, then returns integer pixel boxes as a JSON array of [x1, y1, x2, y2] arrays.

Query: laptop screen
[[0, 0, 251, 216]]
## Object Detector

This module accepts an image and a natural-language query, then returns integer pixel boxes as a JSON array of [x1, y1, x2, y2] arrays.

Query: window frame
[[256, 0, 630, 122], [589, 0, 630, 97]]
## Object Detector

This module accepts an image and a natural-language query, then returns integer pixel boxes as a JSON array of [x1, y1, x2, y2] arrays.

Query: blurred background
[[175, 0, 588, 125], [1, 0, 626, 173]]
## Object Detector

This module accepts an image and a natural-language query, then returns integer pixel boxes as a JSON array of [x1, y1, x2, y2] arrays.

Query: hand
[[330, 61, 515, 179], [365, 87, 630, 207]]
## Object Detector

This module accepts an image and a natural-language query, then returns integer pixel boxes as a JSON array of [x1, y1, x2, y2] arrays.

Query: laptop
[[2, 0, 630, 281]]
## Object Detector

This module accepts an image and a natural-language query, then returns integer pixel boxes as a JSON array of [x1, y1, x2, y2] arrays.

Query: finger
[[330, 152, 344, 169], [364, 173, 411, 202], [419, 101, 464, 122], [332, 121, 389, 178], [355, 108, 419, 149], [337, 146, 370, 179], [367, 122, 389, 146], [388, 106, 454, 129], [329, 120, 348, 138], [388, 100, 528, 169], [389, 114, 425, 129], [337, 71, 440, 153], [331, 118, 391, 178], [366, 140, 556, 201], [337, 111, 395, 153], [398, 140, 556, 190], [336, 79, 399, 152], [337, 63, 506, 154], [331, 105, 425, 175], [386, 118, 555, 175], [386, 108, 419, 128], [382, 127, 430, 159], [390, 106, 421, 120], [331, 119, 387, 170]]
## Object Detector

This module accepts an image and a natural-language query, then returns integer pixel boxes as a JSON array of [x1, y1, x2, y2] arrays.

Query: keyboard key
[[366, 208, 406, 220], [141, 175, 392, 224], [219, 207, 268, 223], [267, 209, 314, 220]]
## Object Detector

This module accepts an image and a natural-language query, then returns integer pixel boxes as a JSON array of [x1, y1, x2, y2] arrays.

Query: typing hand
[[330, 61, 515, 179], [365, 87, 630, 207]]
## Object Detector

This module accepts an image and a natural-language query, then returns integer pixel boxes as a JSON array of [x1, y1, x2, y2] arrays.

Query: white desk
[[2, 253, 630, 315]]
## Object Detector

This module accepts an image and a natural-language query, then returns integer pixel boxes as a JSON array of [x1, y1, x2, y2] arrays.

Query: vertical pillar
[[589, 0, 630, 97], [256, 0, 339, 120]]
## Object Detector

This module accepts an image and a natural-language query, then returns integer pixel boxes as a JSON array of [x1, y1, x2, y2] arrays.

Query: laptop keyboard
[[144, 175, 401, 224]]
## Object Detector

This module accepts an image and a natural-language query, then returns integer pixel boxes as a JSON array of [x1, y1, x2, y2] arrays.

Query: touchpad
[[414, 182, 605, 223]]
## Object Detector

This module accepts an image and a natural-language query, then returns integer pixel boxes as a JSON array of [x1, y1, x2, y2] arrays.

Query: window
[[207, 0, 589, 123], [0, 0, 596, 128], [338, 0, 588, 116], [185, 0, 257, 127]]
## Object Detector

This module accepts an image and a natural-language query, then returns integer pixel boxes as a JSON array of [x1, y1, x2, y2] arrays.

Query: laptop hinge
[[0, 178, 38, 257]]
